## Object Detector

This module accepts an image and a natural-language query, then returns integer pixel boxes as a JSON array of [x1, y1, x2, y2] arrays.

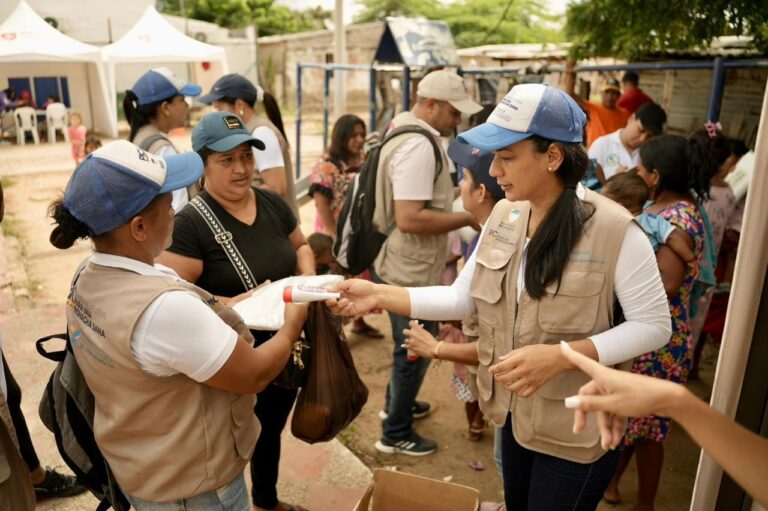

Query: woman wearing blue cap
[[123, 67, 202, 212], [157, 112, 314, 511], [48, 140, 307, 510], [328, 83, 672, 510]]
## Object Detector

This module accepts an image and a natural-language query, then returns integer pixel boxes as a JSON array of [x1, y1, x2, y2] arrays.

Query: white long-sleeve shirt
[[408, 219, 671, 366]]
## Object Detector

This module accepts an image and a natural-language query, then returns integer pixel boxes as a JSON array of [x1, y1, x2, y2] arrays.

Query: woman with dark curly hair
[[603, 134, 717, 509]]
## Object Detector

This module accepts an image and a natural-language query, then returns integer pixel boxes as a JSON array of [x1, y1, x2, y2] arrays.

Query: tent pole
[[84, 62, 95, 132], [295, 63, 303, 179]]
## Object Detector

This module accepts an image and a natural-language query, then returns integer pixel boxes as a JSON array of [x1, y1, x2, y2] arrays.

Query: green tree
[[353, 0, 439, 23], [438, 0, 563, 48], [158, 0, 331, 35], [566, 0, 768, 59]]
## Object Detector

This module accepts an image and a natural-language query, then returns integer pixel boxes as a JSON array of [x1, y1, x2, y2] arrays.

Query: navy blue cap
[[131, 67, 202, 106], [447, 139, 504, 200], [192, 112, 265, 152], [63, 140, 203, 235], [199, 74, 261, 105], [458, 83, 586, 152]]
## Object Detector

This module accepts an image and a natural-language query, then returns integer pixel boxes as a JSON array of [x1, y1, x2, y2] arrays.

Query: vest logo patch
[[569, 250, 605, 264], [506, 209, 521, 224]]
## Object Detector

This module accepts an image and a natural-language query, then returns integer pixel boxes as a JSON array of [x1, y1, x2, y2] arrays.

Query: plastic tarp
[[373, 17, 460, 68], [0, 1, 113, 136]]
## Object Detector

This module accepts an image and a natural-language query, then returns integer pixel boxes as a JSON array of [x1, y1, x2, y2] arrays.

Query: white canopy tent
[[101, 5, 229, 135], [0, 0, 113, 136]]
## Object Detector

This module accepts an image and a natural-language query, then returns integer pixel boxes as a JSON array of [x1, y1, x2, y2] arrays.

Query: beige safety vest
[[247, 117, 299, 218], [471, 190, 632, 463], [66, 262, 258, 501], [0, 392, 35, 510], [372, 111, 455, 287]]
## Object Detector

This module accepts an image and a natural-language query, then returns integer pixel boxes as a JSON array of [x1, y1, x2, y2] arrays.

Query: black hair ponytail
[[49, 200, 92, 249], [261, 91, 287, 140], [524, 137, 595, 299], [122, 90, 166, 142], [639, 134, 716, 203]]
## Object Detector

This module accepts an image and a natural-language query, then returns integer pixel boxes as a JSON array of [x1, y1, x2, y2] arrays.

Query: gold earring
[[239, 110, 244, 116]]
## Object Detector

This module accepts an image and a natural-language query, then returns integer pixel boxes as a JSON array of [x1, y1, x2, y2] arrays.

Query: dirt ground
[[0, 135, 719, 510]]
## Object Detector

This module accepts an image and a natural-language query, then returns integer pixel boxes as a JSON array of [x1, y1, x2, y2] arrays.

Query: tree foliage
[[354, 0, 564, 47], [157, 0, 331, 35], [565, 0, 768, 59]]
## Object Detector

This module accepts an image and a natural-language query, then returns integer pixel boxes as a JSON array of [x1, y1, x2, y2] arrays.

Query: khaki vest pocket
[[538, 271, 604, 334], [231, 395, 257, 460], [530, 371, 600, 449], [476, 335, 495, 401]]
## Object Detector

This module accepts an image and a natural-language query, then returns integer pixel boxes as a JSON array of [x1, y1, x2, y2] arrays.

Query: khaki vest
[[0, 393, 35, 510], [372, 111, 455, 287], [66, 262, 258, 501], [471, 190, 632, 463], [132, 125, 200, 201], [247, 117, 299, 218]]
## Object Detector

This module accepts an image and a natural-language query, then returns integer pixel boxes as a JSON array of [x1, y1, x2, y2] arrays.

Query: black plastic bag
[[291, 303, 368, 443]]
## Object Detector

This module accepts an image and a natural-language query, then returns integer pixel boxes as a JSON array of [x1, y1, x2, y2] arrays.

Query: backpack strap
[[382, 125, 444, 182], [188, 195, 257, 290], [137, 133, 170, 153]]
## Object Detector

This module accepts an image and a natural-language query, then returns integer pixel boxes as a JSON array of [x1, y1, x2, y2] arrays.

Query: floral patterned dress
[[309, 155, 362, 233], [625, 200, 705, 444]]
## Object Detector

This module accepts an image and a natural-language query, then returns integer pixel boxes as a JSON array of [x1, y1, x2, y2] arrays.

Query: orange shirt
[[581, 102, 631, 148]]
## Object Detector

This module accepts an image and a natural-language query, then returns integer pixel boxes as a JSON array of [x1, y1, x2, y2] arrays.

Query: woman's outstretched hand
[[560, 341, 684, 450], [325, 278, 379, 316]]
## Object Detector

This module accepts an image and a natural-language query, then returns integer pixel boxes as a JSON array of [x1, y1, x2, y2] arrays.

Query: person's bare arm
[[665, 227, 696, 262], [204, 303, 307, 394], [258, 167, 287, 197], [289, 225, 315, 276], [561, 342, 768, 508], [313, 192, 337, 236], [157, 251, 203, 283], [656, 243, 688, 296], [596, 163, 607, 185], [394, 199, 474, 235]]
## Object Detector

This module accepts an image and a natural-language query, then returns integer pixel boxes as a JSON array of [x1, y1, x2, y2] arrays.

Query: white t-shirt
[[89, 253, 238, 382], [388, 120, 441, 201], [253, 126, 285, 171], [155, 144, 189, 212], [588, 129, 638, 181], [407, 185, 672, 366]]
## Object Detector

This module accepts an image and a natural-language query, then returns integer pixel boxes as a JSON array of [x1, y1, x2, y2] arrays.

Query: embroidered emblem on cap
[[223, 115, 243, 129]]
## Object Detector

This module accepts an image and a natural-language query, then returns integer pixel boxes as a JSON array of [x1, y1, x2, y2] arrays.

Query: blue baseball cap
[[447, 139, 504, 201], [131, 67, 202, 106], [63, 140, 203, 235], [199, 74, 263, 105], [458, 83, 586, 152], [192, 112, 265, 152]]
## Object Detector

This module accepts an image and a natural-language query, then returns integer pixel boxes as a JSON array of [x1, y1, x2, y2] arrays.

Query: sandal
[[463, 427, 483, 441]]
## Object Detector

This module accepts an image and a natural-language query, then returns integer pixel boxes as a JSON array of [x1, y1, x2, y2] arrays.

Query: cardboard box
[[354, 469, 480, 511]]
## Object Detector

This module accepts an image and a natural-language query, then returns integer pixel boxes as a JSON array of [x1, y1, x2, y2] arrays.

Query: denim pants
[[381, 310, 436, 439], [501, 414, 621, 510], [125, 473, 249, 511]]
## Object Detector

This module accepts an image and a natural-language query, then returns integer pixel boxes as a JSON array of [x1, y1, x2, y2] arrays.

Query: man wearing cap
[[589, 103, 668, 183], [565, 69, 631, 148], [199, 74, 299, 218], [371, 69, 480, 456]]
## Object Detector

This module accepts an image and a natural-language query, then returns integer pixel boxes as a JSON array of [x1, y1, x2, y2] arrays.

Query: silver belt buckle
[[214, 231, 233, 244]]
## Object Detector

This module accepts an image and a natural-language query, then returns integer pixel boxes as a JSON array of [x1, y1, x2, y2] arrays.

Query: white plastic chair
[[45, 103, 69, 144], [14, 107, 39, 145]]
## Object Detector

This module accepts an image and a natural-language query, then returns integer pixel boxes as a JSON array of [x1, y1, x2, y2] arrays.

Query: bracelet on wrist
[[433, 340, 444, 360]]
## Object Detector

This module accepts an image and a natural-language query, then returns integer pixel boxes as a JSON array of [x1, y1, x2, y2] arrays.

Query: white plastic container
[[283, 285, 341, 303]]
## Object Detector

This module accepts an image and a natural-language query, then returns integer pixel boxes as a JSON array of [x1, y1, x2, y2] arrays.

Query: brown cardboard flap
[[354, 469, 479, 511]]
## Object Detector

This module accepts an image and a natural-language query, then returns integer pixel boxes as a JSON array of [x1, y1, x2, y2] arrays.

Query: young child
[[67, 113, 87, 164], [84, 134, 102, 156], [602, 172, 695, 261], [307, 232, 339, 275]]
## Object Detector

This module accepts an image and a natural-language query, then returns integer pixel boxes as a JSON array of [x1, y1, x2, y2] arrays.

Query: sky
[[277, 0, 571, 25]]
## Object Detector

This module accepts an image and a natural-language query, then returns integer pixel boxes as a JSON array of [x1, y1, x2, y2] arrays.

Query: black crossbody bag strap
[[189, 195, 257, 290]]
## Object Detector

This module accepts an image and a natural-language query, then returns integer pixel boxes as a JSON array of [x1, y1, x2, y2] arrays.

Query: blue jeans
[[125, 473, 249, 511], [501, 414, 621, 510], [381, 310, 436, 439]]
